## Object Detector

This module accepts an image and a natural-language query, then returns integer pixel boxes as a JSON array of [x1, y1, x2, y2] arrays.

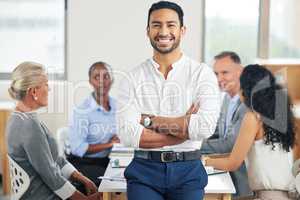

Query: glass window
[[0, 0, 65, 77], [269, 0, 300, 59], [204, 0, 260, 65]]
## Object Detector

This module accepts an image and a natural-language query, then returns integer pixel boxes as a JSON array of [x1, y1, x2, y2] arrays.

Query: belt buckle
[[161, 152, 176, 162]]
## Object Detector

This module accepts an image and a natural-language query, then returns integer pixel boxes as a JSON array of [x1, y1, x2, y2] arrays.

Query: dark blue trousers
[[124, 158, 208, 200]]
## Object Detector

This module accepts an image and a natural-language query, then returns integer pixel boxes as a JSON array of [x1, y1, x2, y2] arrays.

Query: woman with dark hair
[[68, 61, 119, 187], [204, 64, 296, 199]]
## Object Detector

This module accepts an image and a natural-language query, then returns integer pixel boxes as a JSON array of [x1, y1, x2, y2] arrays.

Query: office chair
[[56, 127, 71, 158], [8, 155, 30, 200]]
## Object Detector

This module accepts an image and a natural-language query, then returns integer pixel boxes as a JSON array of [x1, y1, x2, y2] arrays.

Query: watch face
[[144, 117, 151, 127]]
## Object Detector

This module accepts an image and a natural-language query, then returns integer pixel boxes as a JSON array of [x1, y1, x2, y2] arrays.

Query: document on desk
[[98, 171, 126, 182], [205, 166, 226, 176], [111, 144, 134, 153]]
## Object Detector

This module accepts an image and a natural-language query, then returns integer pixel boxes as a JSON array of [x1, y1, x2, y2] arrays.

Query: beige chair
[[8, 155, 30, 200], [56, 127, 71, 158]]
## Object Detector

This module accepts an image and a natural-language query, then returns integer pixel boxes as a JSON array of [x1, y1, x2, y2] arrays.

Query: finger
[[91, 184, 97, 191], [91, 187, 97, 194], [86, 189, 91, 195], [114, 135, 119, 140], [90, 183, 97, 192]]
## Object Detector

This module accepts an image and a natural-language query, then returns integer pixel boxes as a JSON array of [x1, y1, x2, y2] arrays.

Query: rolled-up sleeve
[[116, 73, 144, 148], [60, 162, 77, 179], [69, 109, 89, 157], [188, 65, 221, 141], [54, 181, 76, 200], [23, 120, 76, 199], [56, 156, 77, 179]]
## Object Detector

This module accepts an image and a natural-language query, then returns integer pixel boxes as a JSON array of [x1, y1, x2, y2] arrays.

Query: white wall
[[68, 0, 203, 82], [0, 1, 204, 134]]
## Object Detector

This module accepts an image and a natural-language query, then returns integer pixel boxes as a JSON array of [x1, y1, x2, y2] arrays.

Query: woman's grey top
[[6, 111, 77, 200]]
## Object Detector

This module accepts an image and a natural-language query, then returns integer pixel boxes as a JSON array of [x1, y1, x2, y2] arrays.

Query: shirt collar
[[229, 94, 240, 104], [150, 54, 186, 70], [88, 93, 114, 112]]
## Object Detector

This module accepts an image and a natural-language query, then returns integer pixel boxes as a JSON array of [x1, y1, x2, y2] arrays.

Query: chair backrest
[[56, 127, 70, 158], [8, 155, 30, 200]]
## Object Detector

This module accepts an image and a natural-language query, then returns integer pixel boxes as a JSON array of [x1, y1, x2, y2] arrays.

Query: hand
[[202, 156, 210, 166], [186, 103, 200, 115], [69, 190, 101, 200], [82, 178, 97, 196], [71, 171, 97, 196], [110, 135, 120, 144], [87, 192, 102, 200]]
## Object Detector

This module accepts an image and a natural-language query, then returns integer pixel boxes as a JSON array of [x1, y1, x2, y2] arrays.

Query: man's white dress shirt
[[117, 55, 221, 151]]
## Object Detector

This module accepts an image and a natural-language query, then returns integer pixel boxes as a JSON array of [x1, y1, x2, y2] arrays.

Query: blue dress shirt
[[224, 94, 240, 138], [69, 93, 117, 158]]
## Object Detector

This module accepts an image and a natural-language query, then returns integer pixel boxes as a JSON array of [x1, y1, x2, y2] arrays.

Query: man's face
[[147, 8, 185, 54], [213, 56, 242, 95]]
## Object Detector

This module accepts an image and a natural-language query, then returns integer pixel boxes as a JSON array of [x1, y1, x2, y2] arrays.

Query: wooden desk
[[0, 102, 14, 195], [99, 164, 235, 200]]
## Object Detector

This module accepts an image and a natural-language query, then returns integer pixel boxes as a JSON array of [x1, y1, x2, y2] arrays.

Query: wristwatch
[[143, 116, 152, 128]]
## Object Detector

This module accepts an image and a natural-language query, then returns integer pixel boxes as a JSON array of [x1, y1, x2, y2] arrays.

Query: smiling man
[[117, 1, 220, 200]]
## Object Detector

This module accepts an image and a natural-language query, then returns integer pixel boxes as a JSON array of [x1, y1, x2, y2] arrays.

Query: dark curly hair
[[240, 64, 295, 152]]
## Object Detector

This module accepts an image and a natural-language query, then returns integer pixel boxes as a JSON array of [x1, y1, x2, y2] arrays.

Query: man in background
[[200, 51, 252, 198]]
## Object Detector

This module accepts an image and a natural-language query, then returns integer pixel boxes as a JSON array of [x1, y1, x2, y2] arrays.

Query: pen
[[98, 176, 126, 182], [207, 171, 227, 176]]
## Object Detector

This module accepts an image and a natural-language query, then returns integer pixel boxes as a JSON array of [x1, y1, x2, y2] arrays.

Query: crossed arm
[[138, 103, 200, 148], [141, 103, 200, 138], [139, 128, 186, 148]]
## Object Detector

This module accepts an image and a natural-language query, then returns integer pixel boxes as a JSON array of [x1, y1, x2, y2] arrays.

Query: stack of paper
[[111, 143, 134, 153], [110, 143, 134, 158], [205, 166, 226, 175]]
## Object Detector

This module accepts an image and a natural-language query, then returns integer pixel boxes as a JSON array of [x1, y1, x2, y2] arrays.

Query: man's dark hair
[[147, 1, 184, 27], [214, 51, 241, 64]]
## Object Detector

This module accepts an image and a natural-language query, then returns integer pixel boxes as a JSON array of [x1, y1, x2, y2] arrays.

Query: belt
[[67, 154, 109, 165], [134, 150, 202, 163]]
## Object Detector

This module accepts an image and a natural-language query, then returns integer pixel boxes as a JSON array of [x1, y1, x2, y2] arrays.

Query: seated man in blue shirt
[[68, 61, 120, 186]]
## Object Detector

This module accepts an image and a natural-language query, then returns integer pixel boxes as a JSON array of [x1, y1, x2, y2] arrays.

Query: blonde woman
[[6, 62, 100, 200]]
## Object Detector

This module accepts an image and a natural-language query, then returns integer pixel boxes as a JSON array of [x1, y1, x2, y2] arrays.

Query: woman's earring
[[34, 96, 38, 100]]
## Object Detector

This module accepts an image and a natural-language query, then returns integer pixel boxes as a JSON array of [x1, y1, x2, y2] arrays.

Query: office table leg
[[103, 192, 112, 200], [0, 110, 11, 195], [222, 194, 231, 200]]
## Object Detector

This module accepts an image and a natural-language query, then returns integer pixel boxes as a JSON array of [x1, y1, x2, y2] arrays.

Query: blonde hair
[[8, 61, 46, 100]]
